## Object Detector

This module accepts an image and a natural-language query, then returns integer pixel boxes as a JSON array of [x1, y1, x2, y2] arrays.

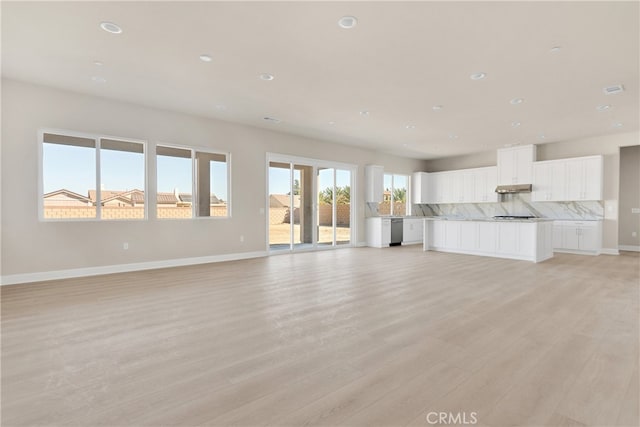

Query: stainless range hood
[[495, 184, 532, 194]]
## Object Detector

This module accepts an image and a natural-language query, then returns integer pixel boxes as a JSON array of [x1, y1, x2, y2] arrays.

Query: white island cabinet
[[423, 218, 553, 263]]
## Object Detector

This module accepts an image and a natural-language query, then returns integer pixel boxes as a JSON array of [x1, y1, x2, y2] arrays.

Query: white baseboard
[[618, 245, 640, 252], [0, 251, 268, 286], [357, 241, 368, 247], [600, 248, 620, 255]]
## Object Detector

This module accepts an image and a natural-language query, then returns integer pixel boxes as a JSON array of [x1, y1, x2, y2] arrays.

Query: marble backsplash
[[413, 193, 604, 220]]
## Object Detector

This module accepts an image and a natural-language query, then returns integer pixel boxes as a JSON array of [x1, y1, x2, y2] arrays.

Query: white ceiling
[[2, 1, 638, 159]]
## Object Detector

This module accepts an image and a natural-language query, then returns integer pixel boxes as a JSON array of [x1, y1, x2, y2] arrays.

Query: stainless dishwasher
[[390, 218, 403, 246]]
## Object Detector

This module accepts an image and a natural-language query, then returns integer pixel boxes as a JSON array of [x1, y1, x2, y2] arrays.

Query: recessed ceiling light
[[596, 104, 611, 112], [199, 54, 213, 62], [360, 110, 370, 116], [470, 72, 486, 80], [259, 73, 274, 81], [402, 143, 408, 147], [405, 125, 415, 129], [338, 16, 358, 29], [612, 122, 623, 128], [263, 117, 281, 123], [432, 105, 444, 111], [448, 134, 459, 139], [538, 134, 546, 140], [510, 98, 524, 105], [215, 104, 227, 111], [91, 76, 106, 84], [100, 21, 122, 34], [328, 121, 336, 125], [603, 84, 624, 95], [93, 61, 103, 66], [550, 46, 562, 53], [511, 121, 521, 128]]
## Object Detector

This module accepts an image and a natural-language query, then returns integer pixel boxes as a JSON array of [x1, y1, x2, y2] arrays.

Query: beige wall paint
[[619, 145, 640, 247], [424, 131, 640, 252], [1, 79, 425, 277]]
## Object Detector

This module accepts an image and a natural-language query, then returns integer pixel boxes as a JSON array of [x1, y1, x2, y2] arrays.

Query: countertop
[[423, 217, 555, 223]]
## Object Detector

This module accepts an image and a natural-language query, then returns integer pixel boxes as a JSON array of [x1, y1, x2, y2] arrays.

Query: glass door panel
[[317, 168, 335, 246], [293, 164, 314, 250], [268, 162, 292, 251], [335, 169, 351, 245]]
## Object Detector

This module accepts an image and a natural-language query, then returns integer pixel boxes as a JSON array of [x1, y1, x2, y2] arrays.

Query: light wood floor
[[2, 247, 638, 427]]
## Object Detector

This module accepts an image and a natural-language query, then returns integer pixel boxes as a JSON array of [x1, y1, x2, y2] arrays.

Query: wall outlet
[[632, 208, 640, 214], [259, 207, 265, 215], [240, 235, 244, 243], [123, 242, 129, 250], [633, 232, 638, 238]]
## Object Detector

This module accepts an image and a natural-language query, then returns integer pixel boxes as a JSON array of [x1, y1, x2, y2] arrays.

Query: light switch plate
[[631, 208, 640, 214]]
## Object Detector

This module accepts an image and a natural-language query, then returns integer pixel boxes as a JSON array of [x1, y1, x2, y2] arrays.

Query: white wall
[[425, 132, 640, 252], [619, 145, 640, 248], [1, 79, 425, 281]]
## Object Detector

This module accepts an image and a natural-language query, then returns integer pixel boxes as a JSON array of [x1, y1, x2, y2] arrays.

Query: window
[[156, 145, 229, 219], [380, 173, 409, 216], [41, 131, 145, 220]]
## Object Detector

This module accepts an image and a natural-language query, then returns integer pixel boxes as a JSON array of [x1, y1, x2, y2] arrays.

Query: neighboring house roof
[[269, 194, 300, 208], [43, 189, 91, 203], [157, 192, 180, 204], [99, 189, 145, 206]]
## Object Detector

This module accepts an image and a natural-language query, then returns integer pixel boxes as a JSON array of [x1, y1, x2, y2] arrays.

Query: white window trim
[[38, 128, 148, 222], [155, 142, 231, 220], [384, 172, 412, 216]]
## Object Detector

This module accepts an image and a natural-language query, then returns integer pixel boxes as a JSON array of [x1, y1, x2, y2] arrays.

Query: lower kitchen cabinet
[[424, 219, 553, 263], [366, 217, 391, 248], [402, 218, 424, 245], [554, 220, 602, 255]]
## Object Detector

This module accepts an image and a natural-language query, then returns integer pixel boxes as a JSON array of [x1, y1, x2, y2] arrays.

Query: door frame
[[266, 152, 357, 253]]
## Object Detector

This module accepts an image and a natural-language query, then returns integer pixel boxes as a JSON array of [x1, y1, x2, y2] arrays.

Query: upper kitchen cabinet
[[411, 172, 429, 204], [565, 155, 603, 201], [474, 167, 498, 203], [497, 145, 537, 185], [532, 160, 567, 202], [365, 165, 384, 203]]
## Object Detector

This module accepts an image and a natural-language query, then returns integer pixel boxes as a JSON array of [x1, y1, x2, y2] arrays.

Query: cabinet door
[[565, 159, 584, 201], [549, 161, 567, 201], [444, 221, 461, 249], [582, 157, 603, 200], [496, 222, 518, 254], [381, 219, 391, 247], [515, 148, 534, 184], [432, 221, 446, 247], [497, 150, 515, 185], [517, 223, 535, 257], [532, 163, 550, 201], [411, 172, 429, 204], [459, 221, 479, 251], [579, 226, 599, 251], [439, 173, 452, 203], [478, 222, 497, 253], [562, 226, 581, 250], [462, 170, 476, 203], [428, 173, 440, 204], [484, 168, 498, 202], [553, 225, 563, 249]]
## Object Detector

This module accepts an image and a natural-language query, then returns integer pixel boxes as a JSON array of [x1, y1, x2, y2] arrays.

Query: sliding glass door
[[268, 155, 354, 252]]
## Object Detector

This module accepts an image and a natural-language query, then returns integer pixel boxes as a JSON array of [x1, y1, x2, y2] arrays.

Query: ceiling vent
[[603, 84, 624, 95]]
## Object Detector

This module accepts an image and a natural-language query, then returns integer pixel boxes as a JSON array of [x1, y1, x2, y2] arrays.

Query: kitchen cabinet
[[365, 165, 384, 203], [532, 160, 567, 201], [565, 156, 603, 201], [474, 167, 498, 203], [402, 218, 423, 245], [424, 218, 553, 263], [423, 166, 498, 204], [366, 217, 391, 248], [497, 145, 536, 185], [554, 220, 602, 254], [411, 172, 429, 204]]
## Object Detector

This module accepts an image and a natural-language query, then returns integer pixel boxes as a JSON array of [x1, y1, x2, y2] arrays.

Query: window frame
[[38, 128, 148, 222], [155, 142, 231, 220], [383, 172, 411, 216]]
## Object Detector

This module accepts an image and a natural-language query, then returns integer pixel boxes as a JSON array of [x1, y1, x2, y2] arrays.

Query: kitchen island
[[423, 217, 554, 263]]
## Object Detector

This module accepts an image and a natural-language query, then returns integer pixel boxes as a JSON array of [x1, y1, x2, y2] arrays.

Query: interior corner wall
[[423, 131, 640, 252], [619, 145, 640, 248], [0, 79, 425, 279]]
